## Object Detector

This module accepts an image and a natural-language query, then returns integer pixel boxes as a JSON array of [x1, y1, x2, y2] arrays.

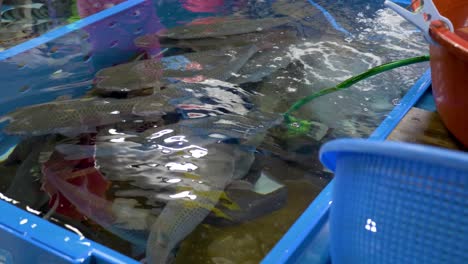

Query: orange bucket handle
[[430, 21, 468, 62]]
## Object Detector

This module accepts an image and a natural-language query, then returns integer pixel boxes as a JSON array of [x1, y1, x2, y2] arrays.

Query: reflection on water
[[0, 0, 428, 263]]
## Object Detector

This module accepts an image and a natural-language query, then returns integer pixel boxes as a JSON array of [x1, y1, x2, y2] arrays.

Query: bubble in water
[[291, 122, 300, 128]]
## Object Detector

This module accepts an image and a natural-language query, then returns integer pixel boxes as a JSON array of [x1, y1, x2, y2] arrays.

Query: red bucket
[[429, 0, 468, 146]]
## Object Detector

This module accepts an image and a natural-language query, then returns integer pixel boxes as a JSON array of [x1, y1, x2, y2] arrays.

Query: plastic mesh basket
[[320, 139, 468, 264]]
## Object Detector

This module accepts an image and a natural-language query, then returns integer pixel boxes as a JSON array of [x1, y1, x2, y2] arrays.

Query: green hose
[[283, 55, 430, 136]]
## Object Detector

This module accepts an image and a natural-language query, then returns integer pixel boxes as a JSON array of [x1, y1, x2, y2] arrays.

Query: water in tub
[[0, 0, 428, 263]]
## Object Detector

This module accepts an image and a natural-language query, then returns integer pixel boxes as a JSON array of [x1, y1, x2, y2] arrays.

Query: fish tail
[[210, 207, 234, 220], [146, 201, 213, 263], [216, 191, 242, 211]]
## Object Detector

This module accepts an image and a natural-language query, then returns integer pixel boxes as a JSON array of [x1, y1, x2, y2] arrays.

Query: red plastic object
[[181, 0, 225, 13], [429, 0, 468, 146], [42, 134, 110, 220]]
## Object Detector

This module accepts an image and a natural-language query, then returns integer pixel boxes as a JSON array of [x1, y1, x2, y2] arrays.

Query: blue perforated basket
[[320, 139, 468, 264]]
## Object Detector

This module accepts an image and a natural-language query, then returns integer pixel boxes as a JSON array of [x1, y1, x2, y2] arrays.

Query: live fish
[[138, 29, 297, 52], [228, 42, 296, 84], [52, 111, 281, 263], [155, 0, 317, 40], [144, 113, 281, 263], [4, 135, 55, 209], [156, 12, 305, 40], [94, 45, 259, 95], [0, 91, 180, 137]]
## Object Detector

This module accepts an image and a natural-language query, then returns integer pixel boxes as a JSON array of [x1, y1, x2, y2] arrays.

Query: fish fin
[[253, 172, 285, 195], [131, 52, 146, 62], [0, 115, 12, 123], [227, 180, 254, 191], [306, 121, 329, 141], [210, 207, 234, 221], [217, 192, 241, 211]]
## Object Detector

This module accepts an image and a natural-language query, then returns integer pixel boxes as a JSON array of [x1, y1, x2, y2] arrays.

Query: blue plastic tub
[[0, 0, 430, 263], [320, 139, 468, 264]]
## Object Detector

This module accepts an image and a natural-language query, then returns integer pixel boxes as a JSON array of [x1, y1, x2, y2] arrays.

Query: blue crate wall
[[0, 1, 161, 263]]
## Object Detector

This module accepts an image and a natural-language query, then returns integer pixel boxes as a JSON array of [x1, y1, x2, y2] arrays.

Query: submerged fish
[[138, 29, 297, 52], [206, 170, 288, 227], [94, 45, 259, 95], [142, 113, 281, 263], [52, 111, 281, 263], [93, 59, 165, 95], [155, 0, 316, 40], [156, 12, 304, 40], [228, 41, 296, 84], [0, 91, 180, 137], [4, 135, 54, 209]]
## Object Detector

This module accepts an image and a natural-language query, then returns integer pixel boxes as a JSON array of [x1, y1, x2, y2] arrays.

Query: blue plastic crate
[[0, 0, 431, 263]]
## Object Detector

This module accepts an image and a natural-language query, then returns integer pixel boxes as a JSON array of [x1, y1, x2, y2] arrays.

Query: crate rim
[[320, 138, 468, 173]]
